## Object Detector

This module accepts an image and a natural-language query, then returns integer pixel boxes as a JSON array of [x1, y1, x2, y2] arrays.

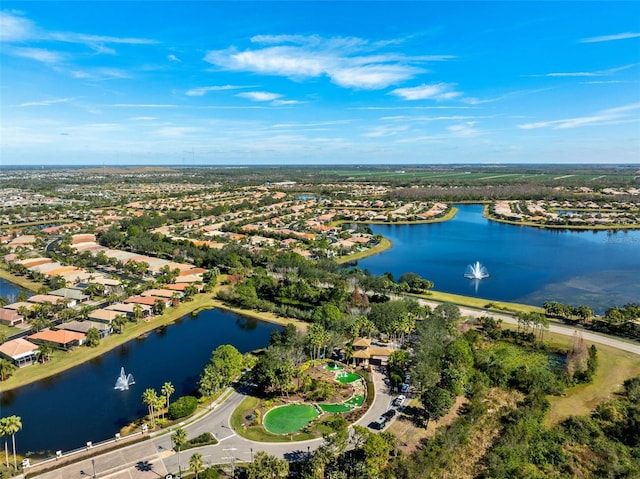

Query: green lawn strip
[[1, 293, 218, 391], [230, 396, 317, 442], [319, 404, 351, 413], [406, 291, 544, 315], [335, 237, 392, 264], [263, 404, 319, 434], [0, 267, 41, 291]]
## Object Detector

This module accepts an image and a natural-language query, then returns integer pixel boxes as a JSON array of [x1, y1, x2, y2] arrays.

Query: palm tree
[[172, 427, 187, 477], [133, 303, 143, 323], [161, 381, 175, 411], [189, 452, 204, 479], [142, 389, 158, 428], [112, 314, 128, 334], [37, 343, 54, 363], [4, 415, 21, 470], [0, 417, 9, 467], [0, 359, 16, 382]]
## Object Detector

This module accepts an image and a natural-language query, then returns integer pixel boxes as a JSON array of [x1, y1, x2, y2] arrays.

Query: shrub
[[169, 395, 198, 420]]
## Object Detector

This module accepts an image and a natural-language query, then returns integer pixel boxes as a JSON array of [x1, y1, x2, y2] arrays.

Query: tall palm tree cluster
[[142, 381, 175, 428], [0, 415, 22, 471]]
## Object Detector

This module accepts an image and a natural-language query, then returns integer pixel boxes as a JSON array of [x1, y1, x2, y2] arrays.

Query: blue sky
[[1, 1, 639, 166]]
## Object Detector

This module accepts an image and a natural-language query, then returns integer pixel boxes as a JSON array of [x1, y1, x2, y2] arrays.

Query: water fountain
[[114, 367, 135, 391], [464, 261, 490, 280]]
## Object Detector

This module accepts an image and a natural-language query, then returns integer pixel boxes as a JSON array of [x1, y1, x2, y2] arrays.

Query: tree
[[161, 381, 175, 411], [37, 343, 54, 363], [421, 386, 455, 421], [3, 416, 21, 470], [113, 314, 128, 334], [363, 432, 393, 479], [153, 298, 166, 316], [322, 415, 349, 457], [0, 417, 9, 467], [172, 427, 188, 476], [85, 327, 100, 347], [189, 452, 204, 479], [142, 388, 159, 428], [0, 359, 16, 382], [246, 451, 289, 479], [133, 303, 144, 323]]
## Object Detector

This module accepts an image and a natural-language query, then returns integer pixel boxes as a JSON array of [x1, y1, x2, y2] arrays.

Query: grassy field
[[545, 336, 640, 426]]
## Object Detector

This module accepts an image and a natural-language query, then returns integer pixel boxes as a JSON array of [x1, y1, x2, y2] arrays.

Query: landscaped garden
[[233, 360, 369, 439]]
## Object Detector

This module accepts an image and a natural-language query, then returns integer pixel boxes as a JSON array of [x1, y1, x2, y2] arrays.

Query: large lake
[[358, 204, 640, 313], [0, 308, 280, 455]]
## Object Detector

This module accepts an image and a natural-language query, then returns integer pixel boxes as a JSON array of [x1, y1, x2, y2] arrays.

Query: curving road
[[31, 366, 397, 479], [29, 304, 638, 478]]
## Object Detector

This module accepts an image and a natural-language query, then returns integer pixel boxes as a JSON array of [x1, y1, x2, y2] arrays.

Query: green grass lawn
[[336, 372, 362, 384], [263, 404, 319, 434], [319, 404, 352, 413]]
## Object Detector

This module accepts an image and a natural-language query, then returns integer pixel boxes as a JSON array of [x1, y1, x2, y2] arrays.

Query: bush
[[169, 395, 198, 420]]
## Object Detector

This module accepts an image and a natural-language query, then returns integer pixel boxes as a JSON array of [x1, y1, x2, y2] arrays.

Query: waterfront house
[[0, 338, 39, 367], [28, 329, 86, 350], [105, 302, 152, 319], [57, 320, 112, 339]]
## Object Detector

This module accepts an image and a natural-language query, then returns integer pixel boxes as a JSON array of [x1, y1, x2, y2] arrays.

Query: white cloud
[[204, 34, 449, 90], [168, 54, 182, 63], [0, 11, 36, 42], [129, 116, 158, 121], [536, 63, 638, 78], [18, 97, 74, 107], [10, 46, 65, 65], [580, 32, 640, 43], [70, 68, 131, 80], [448, 122, 479, 137], [186, 85, 247, 96], [1, 11, 156, 45], [390, 83, 461, 101], [517, 103, 640, 130], [236, 91, 282, 102], [272, 99, 303, 106]]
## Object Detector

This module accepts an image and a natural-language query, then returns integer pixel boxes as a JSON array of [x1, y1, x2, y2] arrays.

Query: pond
[[0, 307, 281, 455], [357, 204, 640, 313]]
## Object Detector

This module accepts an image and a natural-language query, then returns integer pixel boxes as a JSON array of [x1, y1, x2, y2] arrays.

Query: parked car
[[382, 409, 396, 420], [370, 416, 387, 430], [393, 394, 406, 407]]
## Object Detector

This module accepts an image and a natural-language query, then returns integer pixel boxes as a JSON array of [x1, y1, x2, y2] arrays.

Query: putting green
[[319, 403, 352, 413], [325, 363, 344, 371], [344, 394, 365, 408], [336, 372, 361, 383], [263, 404, 319, 434]]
